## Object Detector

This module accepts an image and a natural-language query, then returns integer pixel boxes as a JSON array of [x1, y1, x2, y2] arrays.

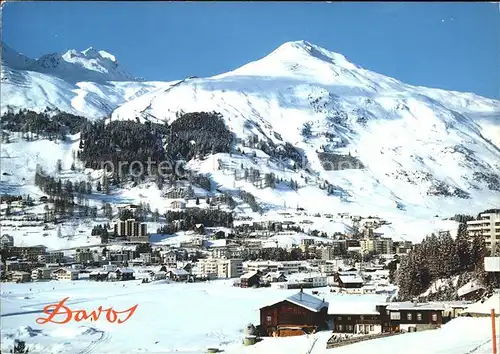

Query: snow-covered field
[[1, 280, 498, 354]]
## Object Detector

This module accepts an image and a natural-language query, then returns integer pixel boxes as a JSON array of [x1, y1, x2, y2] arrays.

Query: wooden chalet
[[259, 289, 329, 337], [377, 302, 445, 332], [168, 268, 189, 282], [263, 271, 287, 284], [334, 272, 364, 289], [114, 268, 135, 281], [240, 271, 261, 288], [328, 301, 447, 334], [328, 301, 382, 335]]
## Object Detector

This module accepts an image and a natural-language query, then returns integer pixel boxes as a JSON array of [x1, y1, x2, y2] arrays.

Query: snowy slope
[[2, 40, 500, 243], [112, 40, 500, 222], [0, 43, 172, 119]]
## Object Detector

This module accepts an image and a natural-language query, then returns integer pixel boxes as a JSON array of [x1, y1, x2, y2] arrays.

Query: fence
[[326, 331, 403, 349]]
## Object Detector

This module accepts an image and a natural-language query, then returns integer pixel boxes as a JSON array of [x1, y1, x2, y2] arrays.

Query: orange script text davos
[[35, 297, 138, 324]]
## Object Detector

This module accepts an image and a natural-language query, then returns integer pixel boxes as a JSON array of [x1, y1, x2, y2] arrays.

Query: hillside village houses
[[0, 209, 448, 296]]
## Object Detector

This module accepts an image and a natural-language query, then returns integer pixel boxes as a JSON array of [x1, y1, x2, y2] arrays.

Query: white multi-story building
[[194, 258, 243, 279], [244, 261, 280, 273], [467, 212, 500, 255], [318, 261, 338, 274], [217, 259, 243, 279], [193, 258, 218, 279]]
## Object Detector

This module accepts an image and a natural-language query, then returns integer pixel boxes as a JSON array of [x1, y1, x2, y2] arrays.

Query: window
[[347, 316, 351, 320], [347, 325, 353, 331], [407, 313, 412, 321], [266, 316, 272, 323], [370, 325, 374, 331], [360, 315, 364, 320], [390, 312, 401, 320], [338, 316, 342, 320], [338, 325, 344, 331], [417, 313, 422, 321], [431, 313, 438, 322], [386, 310, 390, 315]]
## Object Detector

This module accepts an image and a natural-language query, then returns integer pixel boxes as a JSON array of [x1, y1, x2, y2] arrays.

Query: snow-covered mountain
[[1, 40, 500, 241], [110, 41, 500, 217], [0, 43, 170, 119]]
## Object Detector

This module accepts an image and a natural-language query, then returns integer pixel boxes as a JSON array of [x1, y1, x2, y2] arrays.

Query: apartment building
[[75, 249, 101, 264], [360, 237, 394, 255], [217, 259, 244, 279], [114, 219, 149, 243], [194, 258, 243, 279], [37, 252, 64, 264], [319, 241, 347, 260], [467, 212, 500, 256]]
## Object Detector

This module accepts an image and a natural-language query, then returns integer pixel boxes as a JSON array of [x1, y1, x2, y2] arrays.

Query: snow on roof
[[170, 268, 189, 276], [264, 271, 285, 278], [385, 302, 446, 311], [457, 280, 484, 297], [339, 274, 364, 284], [443, 301, 472, 309], [117, 268, 134, 273], [463, 292, 500, 315], [328, 300, 379, 315], [240, 271, 259, 279], [52, 267, 79, 274], [286, 292, 328, 313]]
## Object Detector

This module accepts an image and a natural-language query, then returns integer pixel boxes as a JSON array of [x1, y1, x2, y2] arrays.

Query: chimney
[[300, 286, 303, 300]]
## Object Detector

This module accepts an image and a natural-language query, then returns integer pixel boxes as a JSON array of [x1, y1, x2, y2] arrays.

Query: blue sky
[[3, 2, 498, 99]]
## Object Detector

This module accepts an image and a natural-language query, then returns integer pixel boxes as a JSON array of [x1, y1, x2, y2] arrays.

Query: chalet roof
[[170, 268, 189, 276], [328, 301, 379, 315], [339, 274, 364, 284], [463, 292, 500, 315], [264, 271, 285, 279], [116, 268, 134, 274], [240, 271, 259, 280], [52, 267, 78, 274], [286, 292, 328, 313], [385, 302, 446, 311], [457, 281, 484, 297]]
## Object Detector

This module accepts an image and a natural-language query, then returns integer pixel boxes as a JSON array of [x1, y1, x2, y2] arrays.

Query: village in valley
[[1, 189, 499, 352]]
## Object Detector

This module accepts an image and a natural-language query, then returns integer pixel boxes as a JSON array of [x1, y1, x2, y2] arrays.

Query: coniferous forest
[[1, 109, 88, 140], [78, 111, 233, 180], [396, 216, 500, 301]]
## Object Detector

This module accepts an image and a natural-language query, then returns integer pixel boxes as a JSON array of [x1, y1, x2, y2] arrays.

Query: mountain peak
[[0, 43, 136, 83], [269, 40, 356, 69], [216, 40, 358, 80]]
